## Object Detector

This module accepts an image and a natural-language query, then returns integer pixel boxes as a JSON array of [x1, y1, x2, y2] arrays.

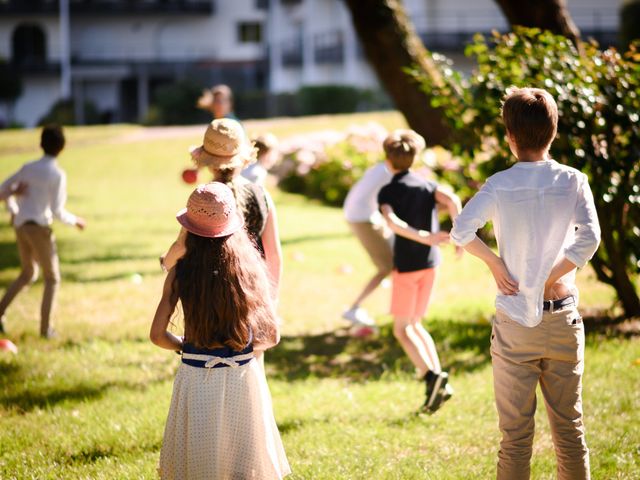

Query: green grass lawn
[[0, 116, 638, 479]]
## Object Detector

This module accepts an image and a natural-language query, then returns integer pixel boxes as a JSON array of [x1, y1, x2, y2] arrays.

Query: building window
[[12, 23, 47, 66], [255, 0, 269, 9], [238, 22, 262, 43]]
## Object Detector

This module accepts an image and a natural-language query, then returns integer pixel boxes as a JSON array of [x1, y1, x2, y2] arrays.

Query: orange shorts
[[390, 268, 436, 318]]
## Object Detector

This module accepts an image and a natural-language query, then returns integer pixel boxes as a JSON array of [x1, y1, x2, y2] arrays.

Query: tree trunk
[[343, 0, 451, 146], [591, 203, 640, 318], [343, 0, 582, 146], [493, 0, 581, 46]]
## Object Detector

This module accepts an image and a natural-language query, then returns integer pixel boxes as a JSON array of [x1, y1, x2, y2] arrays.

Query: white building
[[0, 0, 621, 127]]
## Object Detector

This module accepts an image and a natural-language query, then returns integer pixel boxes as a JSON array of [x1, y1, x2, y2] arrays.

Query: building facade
[[0, 0, 621, 127]]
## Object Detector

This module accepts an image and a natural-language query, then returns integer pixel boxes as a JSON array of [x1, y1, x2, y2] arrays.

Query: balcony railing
[[0, 0, 214, 15]]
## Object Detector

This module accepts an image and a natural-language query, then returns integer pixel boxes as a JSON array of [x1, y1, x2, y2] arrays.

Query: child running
[[150, 182, 290, 479], [451, 87, 600, 479], [0, 125, 86, 338], [377, 129, 462, 413]]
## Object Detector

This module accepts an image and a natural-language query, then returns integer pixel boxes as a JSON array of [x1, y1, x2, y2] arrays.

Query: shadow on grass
[[63, 267, 162, 284], [281, 232, 351, 246], [0, 240, 20, 270], [63, 252, 159, 265], [0, 361, 174, 414], [267, 318, 492, 382]]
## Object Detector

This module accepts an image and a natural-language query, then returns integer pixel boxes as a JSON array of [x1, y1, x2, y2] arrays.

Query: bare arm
[[161, 227, 188, 272], [149, 268, 183, 351], [435, 186, 462, 222], [380, 203, 450, 246], [260, 193, 283, 300], [544, 257, 577, 299], [435, 186, 464, 257], [463, 236, 519, 296]]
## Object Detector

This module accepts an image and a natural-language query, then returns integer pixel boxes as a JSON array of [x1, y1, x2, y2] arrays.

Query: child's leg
[[393, 315, 434, 375], [411, 322, 441, 373], [30, 226, 60, 336], [409, 268, 441, 372], [539, 308, 590, 480], [390, 270, 434, 376], [348, 222, 393, 309], [0, 226, 38, 317], [492, 309, 544, 480]]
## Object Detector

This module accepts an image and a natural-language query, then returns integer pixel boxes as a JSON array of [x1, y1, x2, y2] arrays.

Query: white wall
[[13, 76, 60, 127]]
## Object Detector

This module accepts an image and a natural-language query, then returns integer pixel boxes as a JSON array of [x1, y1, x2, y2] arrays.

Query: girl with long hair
[[150, 182, 290, 479]]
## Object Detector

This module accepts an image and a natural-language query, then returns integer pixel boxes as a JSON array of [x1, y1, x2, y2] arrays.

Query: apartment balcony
[[314, 30, 343, 64], [0, 0, 214, 15]]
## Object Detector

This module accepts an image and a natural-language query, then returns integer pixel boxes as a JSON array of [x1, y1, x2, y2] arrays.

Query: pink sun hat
[[176, 182, 244, 238]]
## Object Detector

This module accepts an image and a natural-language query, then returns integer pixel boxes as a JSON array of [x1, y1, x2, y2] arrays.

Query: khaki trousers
[[0, 223, 60, 335], [348, 221, 393, 275], [491, 307, 590, 480]]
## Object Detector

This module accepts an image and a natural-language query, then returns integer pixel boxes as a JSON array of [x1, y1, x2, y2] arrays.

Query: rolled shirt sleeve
[[564, 173, 601, 268], [451, 180, 496, 246], [0, 169, 21, 202], [50, 171, 77, 226]]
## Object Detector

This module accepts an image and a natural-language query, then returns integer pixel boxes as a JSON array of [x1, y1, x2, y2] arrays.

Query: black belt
[[543, 295, 576, 312]]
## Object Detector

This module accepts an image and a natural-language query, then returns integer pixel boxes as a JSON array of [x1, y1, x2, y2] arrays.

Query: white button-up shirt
[[343, 162, 392, 223], [451, 159, 600, 326], [0, 155, 77, 228]]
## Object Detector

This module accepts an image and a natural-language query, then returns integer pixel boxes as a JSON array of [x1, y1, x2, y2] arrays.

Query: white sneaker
[[342, 307, 375, 326]]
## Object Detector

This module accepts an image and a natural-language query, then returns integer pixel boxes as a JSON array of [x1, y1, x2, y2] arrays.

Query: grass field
[[0, 114, 638, 479]]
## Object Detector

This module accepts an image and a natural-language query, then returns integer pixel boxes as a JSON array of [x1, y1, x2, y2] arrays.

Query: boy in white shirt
[[342, 161, 394, 326], [0, 125, 86, 338], [451, 88, 600, 479]]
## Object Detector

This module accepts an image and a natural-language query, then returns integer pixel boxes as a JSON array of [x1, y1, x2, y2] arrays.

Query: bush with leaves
[[144, 80, 209, 126], [279, 141, 381, 206], [411, 27, 640, 317]]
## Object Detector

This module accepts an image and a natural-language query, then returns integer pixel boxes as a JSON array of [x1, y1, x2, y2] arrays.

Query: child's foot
[[422, 383, 453, 415], [342, 307, 375, 327], [422, 371, 448, 412], [423, 370, 447, 402]]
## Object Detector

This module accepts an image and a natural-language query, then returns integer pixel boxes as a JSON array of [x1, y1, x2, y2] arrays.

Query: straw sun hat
[[176, 182, 244, 238], [190, 118, 257, 170]]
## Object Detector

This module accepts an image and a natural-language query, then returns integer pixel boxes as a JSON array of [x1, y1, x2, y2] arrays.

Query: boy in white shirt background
[[0, 125, 86, 338], [342, 161, 394, 326], [451, 88, 600, 480]]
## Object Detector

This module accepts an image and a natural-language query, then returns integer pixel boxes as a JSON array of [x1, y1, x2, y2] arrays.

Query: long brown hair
[[173, 229, 275, 350]]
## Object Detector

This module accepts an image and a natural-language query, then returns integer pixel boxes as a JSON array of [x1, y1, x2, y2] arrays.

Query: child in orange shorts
[[377, 129, 462, 413]]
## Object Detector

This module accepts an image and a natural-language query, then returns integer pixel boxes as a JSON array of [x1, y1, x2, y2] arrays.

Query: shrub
[[277, 123, 388, 206], [621, 0, 640, 48], [37, 99, 100, 126], [144, 80, 209, 125], [0, 61, 22, 102], [298, 85, 361, 115], [410, 27, 640, 317]]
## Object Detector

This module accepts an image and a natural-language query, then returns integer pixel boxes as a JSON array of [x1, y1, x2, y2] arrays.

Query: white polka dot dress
[[158, 351, 290, 479]]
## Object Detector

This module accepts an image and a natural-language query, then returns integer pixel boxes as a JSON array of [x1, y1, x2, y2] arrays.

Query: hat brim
[[190, 143, 257, 170], [196, 91, 214, 110], [176, 209, 245, 238]]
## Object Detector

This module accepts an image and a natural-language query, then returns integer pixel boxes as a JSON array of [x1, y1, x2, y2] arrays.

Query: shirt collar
[[392, 170, 410, 181], [513, 159, 554, 168]]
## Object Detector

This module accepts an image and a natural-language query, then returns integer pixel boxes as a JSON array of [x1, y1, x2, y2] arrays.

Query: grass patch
[[0, 115, 638, 479]]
